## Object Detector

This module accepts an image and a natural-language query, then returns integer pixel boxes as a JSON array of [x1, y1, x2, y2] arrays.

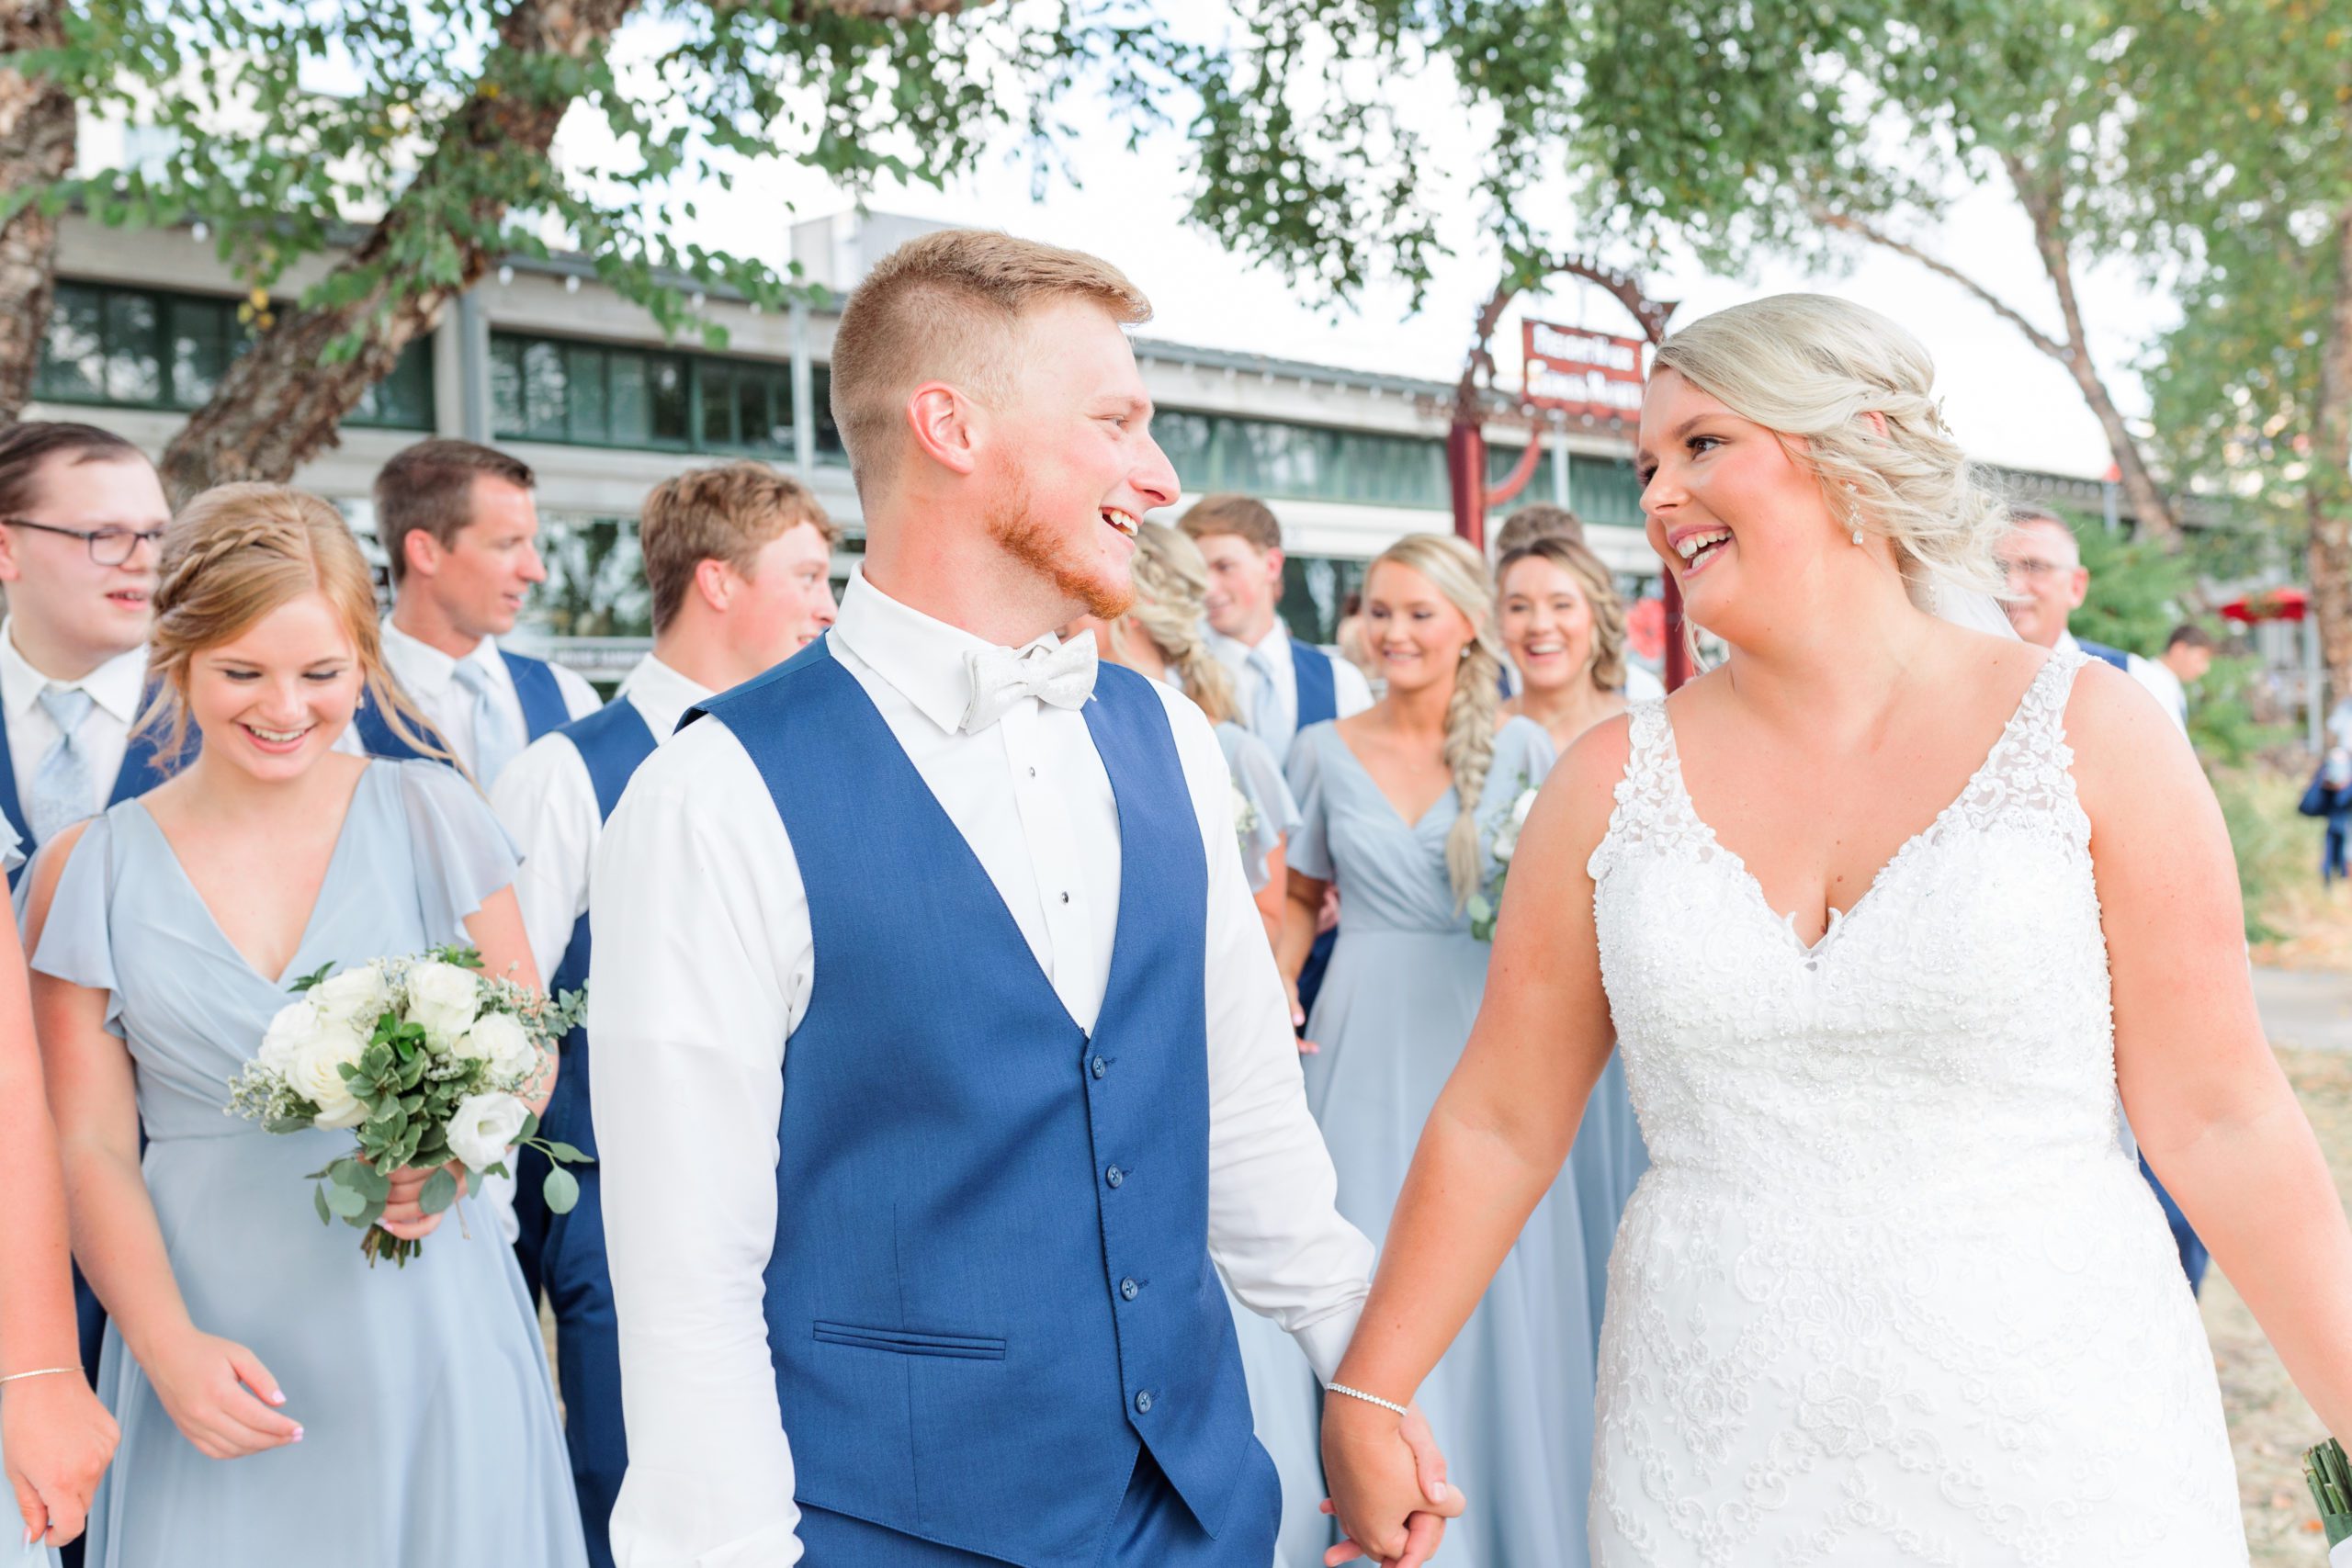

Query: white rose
[[284, 1017, 368, 1129], [447, 1092, 529, 1172], [309, 964, 391, 1034], [405, 961, 484, 1052], [458, 1010, 538, 1084], [258, 999, 319, 1077], [1492, 787, 1538, 864]]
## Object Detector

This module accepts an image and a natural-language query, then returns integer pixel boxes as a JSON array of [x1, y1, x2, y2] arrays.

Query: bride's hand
[[142, 1326, 300, 1460], [1320, 1395, 1460, 1566], [379, 1161, 468, 1241], [2, 1371, 118, 1548]]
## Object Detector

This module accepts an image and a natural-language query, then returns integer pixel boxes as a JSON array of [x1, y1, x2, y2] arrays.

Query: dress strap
[[1587, 699, 1683, 880], [1952, 647, 2093, 839]]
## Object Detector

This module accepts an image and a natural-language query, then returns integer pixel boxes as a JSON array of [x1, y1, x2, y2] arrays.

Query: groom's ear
[[904, 382, 982, 478]]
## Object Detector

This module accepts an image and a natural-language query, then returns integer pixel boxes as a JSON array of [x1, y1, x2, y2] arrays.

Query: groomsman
[[1183, 492, 1373, 757], [488, 461, 838, 1568], [0, 423, 175, 871], [1998, 503, 2211, 1293], [0, 420, 173, 1568], [349, 439, 600, 779], [590, 231, 1456, 1566]]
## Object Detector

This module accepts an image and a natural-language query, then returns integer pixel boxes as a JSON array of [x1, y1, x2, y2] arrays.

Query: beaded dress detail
[[1584, 649, 2245, 1566]]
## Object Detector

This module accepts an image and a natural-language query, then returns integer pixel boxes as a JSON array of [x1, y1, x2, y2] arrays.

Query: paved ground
[[2255, 966, 2352, 1052]]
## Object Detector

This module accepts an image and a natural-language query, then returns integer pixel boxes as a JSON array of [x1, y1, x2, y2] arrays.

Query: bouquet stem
[[359, 1224, 422, 1269], [2304, 1437, 2352, 1547]]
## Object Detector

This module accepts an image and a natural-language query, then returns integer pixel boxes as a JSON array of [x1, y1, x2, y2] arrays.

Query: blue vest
[[0, 683, 185, 886], [1291, 637, 1339, 731], [2076, 637, 2132, 672], [694, 637, 1256, 1567], [546, 700, 659, 1097], [352, 648, 571, 760]]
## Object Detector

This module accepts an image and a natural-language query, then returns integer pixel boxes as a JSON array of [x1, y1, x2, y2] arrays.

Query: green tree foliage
[[2, 0, 1983, 489]]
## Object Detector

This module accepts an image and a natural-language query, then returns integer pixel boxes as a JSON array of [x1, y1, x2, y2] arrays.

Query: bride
[[1319, 294, 2352, 1566]]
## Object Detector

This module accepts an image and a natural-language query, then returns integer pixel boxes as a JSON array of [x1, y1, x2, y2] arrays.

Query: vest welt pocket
[[811, 1321, 1008, 1360]]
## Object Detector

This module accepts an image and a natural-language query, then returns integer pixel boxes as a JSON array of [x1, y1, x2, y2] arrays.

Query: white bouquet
[[1231, 782, 1261, 846], [227, 946, 588, 1268], [1467, 777, 1539, 943]]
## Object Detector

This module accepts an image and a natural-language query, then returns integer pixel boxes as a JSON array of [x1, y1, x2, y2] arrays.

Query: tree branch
[[0, 0, 74, 421], [1811, 207, 2068, 362]]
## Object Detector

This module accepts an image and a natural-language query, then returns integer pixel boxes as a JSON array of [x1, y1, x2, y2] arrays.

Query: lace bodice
[[1583, 649, 2245, 1566]]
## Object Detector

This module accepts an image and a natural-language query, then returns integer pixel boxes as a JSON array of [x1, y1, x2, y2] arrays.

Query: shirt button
[[1090, 1055, 1107, 1079], [1120, 1277, 1139, 1300], [1059, 891, 1071, 905], [1105, 1165, 1125, 1189], [1134, 1390, 1154, 1415], [1028, 765, 1037, 778], [1804, 959, 1818, 973]]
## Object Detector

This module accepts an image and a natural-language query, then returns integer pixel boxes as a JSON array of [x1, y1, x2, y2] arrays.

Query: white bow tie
[[960, 637, 1098, 734]]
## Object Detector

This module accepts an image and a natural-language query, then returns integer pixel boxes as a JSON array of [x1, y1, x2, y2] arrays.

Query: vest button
[[1135, 1389, 1154, 1415], [1120, 1277, 1139, 1300], [1090, 1055, 1107, 1079], [1105, 1165, 1125, 1188]]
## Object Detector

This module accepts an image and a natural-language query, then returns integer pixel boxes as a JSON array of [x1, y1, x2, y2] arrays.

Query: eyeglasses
[[2000, 557, 2070, 581], [2, 518, 166, 567]]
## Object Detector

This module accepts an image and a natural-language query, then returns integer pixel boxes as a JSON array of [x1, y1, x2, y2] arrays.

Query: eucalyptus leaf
[[543, 1166, 581, 1215], [419, 1167, 458, 1214]]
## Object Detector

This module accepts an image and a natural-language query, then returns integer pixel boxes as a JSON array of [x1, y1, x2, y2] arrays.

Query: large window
[[1154, 405, 1640, 525], [34, 280, 434, 429], [489, 330, 842, 461]]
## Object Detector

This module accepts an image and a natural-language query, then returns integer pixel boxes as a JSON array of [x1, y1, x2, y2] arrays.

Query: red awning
[[2220, 586, 2308, 623]]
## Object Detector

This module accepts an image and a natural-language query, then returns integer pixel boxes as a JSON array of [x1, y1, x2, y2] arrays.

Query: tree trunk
[[2307, 194, 2352, 705], [0, 0, 74, 422], [2004, 155, 2181, 541], [1815, 167, 2183, 542], [156, 0, 641, 499]]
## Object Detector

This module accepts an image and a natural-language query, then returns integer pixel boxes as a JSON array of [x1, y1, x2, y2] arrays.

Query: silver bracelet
[[0, 1366, 78, 1387], [1326, 1381, 1408, 1418]]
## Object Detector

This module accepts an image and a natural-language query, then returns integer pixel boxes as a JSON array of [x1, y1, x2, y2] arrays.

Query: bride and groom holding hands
[[586, 227, 2352, 1567]]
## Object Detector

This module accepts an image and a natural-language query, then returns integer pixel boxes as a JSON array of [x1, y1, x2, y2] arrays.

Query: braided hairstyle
[[140, 482, 444, 767], [1117, 522, 1239, 727], [1368, 533, 1504, 908]]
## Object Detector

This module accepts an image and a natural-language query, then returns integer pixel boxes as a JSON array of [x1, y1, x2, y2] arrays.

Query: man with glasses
[[1995, 503, 2132, 670], [0, 421, 175, 873]]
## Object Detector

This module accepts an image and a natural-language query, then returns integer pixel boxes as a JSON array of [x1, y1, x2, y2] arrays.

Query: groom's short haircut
[[639, 460, 835, 633], [828, 229, 1152, 493], [2004, 503, 2081, 565]]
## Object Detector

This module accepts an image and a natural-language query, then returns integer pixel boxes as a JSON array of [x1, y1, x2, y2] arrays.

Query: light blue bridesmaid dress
[[1216, 720, 1300, 896], [0, 822, 62, 1568], [1289, 715, 1608, 1566], [29, 759, 587, 1568]]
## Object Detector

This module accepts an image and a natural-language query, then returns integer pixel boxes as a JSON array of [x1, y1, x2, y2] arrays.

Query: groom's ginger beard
[[986, 479, 1137, 625]]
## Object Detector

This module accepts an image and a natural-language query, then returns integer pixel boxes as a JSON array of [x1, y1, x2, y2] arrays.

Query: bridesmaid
[[1067, 521, 1325, 1563], [22, 484, 587, 1568], [3, 819, 115, 1566], [1278, 533, 1588, 1564], [1494, 536, 1648, 1353]]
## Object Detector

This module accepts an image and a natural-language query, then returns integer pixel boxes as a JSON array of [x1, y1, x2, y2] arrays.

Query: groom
[[588, 230, 1456, 1565]]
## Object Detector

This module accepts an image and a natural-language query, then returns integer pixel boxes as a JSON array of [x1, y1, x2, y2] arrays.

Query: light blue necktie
[[1245, 643, 1281, 749], [451, 659, 519, 786], [31, 685, 96, 842]]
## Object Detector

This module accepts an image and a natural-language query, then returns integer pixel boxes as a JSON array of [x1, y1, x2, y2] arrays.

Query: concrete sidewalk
[[2255, 965, 2352, 1052]]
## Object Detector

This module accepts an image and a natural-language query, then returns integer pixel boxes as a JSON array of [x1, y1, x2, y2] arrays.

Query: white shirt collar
[[618, 653, 715, 740], [829, 568, 1063, 737], [0, 617, 149, 723], [381, 616, 500, 696], [2055, 628, 2082, 659]]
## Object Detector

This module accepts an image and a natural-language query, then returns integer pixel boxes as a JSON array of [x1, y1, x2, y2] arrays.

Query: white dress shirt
[[2127, 653, 2189, 734], [1208, 619, 1374, 760], [0, 620, 147, 825], [339, 619, 602, 773], [590, 570, 1374, 1568], [490, 655, 713, 986]]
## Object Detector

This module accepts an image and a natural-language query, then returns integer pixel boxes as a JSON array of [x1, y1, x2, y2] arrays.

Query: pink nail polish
[[291, 1427, 304, 1442]]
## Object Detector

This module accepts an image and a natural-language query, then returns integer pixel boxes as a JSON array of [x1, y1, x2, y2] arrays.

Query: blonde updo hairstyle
[[1367, 533, 1505, 908], [1650, 294, 2009, 604], [1496, 535, 1628, 694], [139, 482, 444, 766], [1118, 522, 1239, 727]]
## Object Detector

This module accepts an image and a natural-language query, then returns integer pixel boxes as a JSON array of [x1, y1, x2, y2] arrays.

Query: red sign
[[1521, 320, 1645, 419]]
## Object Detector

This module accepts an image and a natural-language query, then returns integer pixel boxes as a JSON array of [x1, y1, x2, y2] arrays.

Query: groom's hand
[[1320, 1396, 1463, 1567]]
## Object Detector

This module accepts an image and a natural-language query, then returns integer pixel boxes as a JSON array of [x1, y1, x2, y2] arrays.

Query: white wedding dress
[[1586, 649, 2246, 1566]]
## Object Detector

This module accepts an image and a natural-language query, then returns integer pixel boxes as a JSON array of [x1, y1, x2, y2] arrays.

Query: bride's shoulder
[[1545, 707, 1640, 814]]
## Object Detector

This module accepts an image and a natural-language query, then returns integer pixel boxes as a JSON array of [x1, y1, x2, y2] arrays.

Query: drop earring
[[1852, 526, 1866, 547]]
